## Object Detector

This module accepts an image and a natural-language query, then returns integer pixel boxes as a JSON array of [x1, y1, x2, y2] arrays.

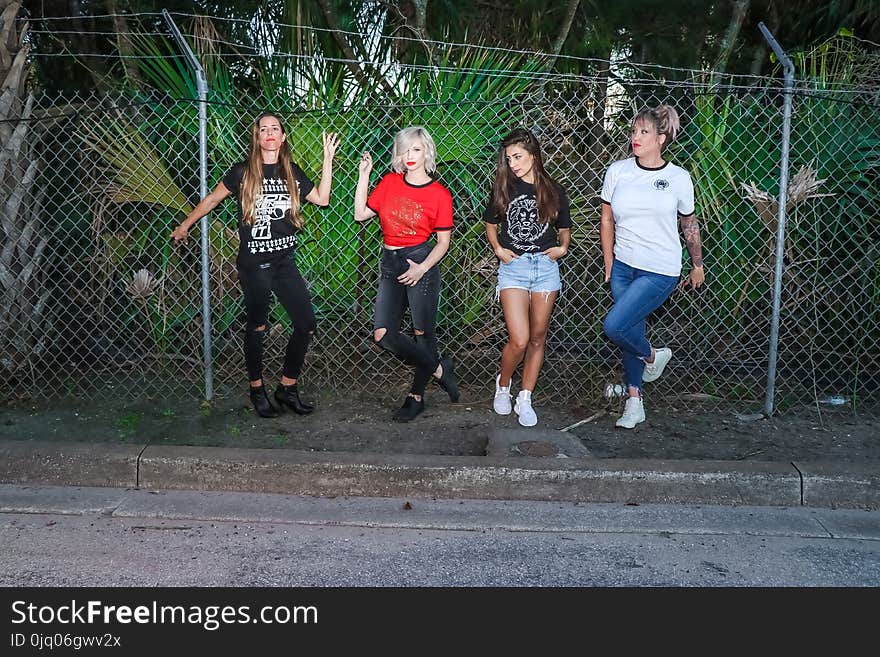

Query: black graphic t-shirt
[[222, 161, 315, 268], [483, 178, 572, 255]]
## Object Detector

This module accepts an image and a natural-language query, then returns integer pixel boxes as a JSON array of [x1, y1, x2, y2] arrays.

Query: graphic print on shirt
[[250, 176, 298, 254], [387, 196, 422, 237], [653, 178, 669, 190], [506, 193, 547, 251]]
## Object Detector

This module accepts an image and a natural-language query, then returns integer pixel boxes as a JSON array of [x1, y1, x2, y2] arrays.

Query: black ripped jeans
[[373, 241, 441, 396], [237, 250, 316, 383]]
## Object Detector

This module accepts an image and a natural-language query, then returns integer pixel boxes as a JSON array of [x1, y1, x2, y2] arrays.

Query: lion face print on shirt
[[506, 193, 547, 251]]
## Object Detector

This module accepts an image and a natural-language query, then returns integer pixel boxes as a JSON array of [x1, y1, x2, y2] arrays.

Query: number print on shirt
[[506, 193, 547, 251]]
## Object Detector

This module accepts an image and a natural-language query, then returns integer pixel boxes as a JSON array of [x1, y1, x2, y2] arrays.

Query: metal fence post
[[162, 9, 213, 400], [759, 22, 794, 417]]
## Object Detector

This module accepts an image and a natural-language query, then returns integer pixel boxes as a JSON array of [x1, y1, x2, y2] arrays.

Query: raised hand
[[322, 131, 340, 161], [358, 151, 373, 176]]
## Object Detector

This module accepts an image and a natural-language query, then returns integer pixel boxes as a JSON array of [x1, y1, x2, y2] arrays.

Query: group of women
[[171, 104, 704, 430]]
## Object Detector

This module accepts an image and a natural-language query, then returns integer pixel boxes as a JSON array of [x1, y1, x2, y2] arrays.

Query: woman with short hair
[[354, 126, 459, 422]]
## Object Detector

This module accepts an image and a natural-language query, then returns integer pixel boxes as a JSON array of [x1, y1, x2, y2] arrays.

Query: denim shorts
[[497, 252, 562, 295]]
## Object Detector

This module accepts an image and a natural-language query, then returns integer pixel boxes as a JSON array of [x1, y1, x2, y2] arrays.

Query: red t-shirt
[[366, 173, 454, 247]]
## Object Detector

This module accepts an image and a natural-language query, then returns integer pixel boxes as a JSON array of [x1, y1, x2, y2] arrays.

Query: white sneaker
[[642, 347, 672, 383], [615, 397, 646, 429], [493, 374, 512, 415], [514, 390, 538, 427]]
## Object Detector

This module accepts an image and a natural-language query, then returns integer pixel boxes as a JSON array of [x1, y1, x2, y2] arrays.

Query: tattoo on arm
[[680, 214, 703, 268]]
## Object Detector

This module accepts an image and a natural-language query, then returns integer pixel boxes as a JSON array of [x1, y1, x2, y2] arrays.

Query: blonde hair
[[633, 104, 681, 151], [390, 126, 438, 174], [241, 112, 303, 229]]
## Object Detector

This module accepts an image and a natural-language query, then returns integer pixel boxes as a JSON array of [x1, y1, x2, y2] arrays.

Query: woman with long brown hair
[[485, 128, 571, 427], [171, 112, 339, 418]]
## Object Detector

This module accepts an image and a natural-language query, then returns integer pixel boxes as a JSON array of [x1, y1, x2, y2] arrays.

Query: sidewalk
[[1, 389, 877, 510]]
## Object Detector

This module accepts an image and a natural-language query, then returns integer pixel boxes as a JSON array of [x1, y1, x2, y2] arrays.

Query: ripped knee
[[247, 323, 269, 341], [373, 327, 387, 342]]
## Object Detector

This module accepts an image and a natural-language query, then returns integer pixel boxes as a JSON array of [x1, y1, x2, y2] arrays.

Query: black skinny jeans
[[373, 241, 441, 396], [237, 250, 316, 383]]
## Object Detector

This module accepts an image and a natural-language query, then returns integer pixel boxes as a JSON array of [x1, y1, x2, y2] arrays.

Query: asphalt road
[[1, 485, 878, 587]]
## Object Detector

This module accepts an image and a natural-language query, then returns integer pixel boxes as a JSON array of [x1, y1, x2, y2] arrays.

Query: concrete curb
[[0, 441, 876, 509], [0, 441, 141, 489]]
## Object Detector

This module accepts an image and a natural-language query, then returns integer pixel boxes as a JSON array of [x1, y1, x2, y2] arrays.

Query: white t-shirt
[[600, 157, 695, 277]]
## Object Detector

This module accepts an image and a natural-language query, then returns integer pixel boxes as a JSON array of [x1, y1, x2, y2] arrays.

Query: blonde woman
[[172, 112, 339, 418], [600, 104, 704, 429], [354, 126, 459, 422]]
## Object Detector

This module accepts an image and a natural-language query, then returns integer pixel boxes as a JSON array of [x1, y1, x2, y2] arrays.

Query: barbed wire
[[25, 29, 169, 37], [25, 35, 879, 96], [25, 47, 879, 103], [3, 81, 876, 130], [20, 10, 788, 86], [18, 13, 880, 101]]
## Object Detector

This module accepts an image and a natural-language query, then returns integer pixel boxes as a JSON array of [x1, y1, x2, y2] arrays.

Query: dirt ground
[[1, 381, 877, 464]]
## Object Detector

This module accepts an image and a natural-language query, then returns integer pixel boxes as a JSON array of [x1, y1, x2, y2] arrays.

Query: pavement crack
[[136, 445, 150, 489], [790, 461, 804, 506], [812, 517, 834, 538]]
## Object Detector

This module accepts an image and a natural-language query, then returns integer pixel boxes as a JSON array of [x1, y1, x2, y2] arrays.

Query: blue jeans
[[603, 259, 678, 391]]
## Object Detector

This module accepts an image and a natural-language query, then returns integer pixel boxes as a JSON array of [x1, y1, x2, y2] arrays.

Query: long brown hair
[[491, 128, 559, 224], [241, 112, 303, 229]]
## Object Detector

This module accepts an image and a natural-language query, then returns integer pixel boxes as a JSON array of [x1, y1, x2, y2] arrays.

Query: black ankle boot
[[436, 356, 460, 402], [392, 395, 425, 422], [249, 384, 279, 418], [274, 383, 315, 415]]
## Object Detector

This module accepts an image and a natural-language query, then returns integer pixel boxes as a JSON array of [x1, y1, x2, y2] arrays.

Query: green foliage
[[115, 412, 143, 438], [679, 34, 880, 377]]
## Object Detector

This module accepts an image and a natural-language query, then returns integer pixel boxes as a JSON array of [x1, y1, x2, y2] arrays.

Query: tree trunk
[[399, 0, 435, 63], [751, 0, 780, 78], [67, 0, 111, 92], [315, 0, 396, 96], [716, 0, 750, 74], [548, 0, 581, 68], [108, 0, 143, 90], [1, 0, 49, 386], [540, 0, 580, 98]]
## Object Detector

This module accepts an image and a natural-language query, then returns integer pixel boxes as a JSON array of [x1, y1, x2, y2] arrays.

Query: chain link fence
[[3, 57, 879, 415]]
